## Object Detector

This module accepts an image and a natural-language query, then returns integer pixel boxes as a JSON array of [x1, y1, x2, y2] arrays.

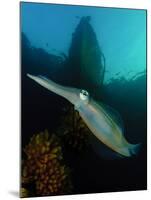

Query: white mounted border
[[0, 0, 150, 200]]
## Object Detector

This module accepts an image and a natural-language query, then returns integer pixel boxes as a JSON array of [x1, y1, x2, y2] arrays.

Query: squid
[[27, 74, 140, 157]]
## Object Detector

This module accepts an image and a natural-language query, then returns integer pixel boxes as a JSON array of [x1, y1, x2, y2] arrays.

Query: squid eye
[[80, 89, 89, 101]]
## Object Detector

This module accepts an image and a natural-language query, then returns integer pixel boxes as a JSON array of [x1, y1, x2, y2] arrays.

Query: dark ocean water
[[21, 2, 147, 196]]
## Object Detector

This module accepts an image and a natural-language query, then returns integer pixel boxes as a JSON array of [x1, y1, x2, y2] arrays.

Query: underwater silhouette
[[67, 16, 105, 93]]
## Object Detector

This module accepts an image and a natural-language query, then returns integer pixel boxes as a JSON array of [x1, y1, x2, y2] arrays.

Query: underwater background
[[20, 2, 147, 197]]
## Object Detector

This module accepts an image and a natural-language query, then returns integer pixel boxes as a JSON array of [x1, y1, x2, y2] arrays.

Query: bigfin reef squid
[[27, 74, 141, 157]]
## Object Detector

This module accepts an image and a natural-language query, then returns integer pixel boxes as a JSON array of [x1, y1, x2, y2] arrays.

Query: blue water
[[21, 2, 146, 83]]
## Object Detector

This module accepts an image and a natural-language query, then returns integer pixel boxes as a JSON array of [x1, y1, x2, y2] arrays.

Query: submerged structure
[[66, 16, 105, 94]]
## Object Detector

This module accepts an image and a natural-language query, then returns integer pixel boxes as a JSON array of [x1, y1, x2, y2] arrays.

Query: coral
[[59, 105, 91, 152], [21, 130, 72, 197], [20, 188, 29, 198]]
